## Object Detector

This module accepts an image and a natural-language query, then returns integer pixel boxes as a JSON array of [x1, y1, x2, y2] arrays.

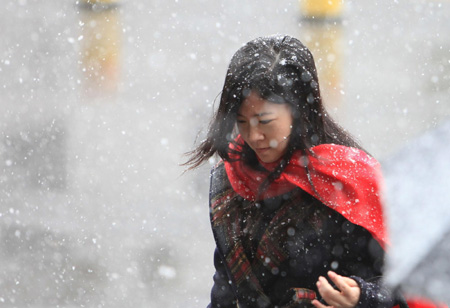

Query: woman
[[186, 35, 403, 308]]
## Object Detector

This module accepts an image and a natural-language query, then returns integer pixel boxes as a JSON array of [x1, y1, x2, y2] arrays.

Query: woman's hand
[[312, 271, 360, 308]]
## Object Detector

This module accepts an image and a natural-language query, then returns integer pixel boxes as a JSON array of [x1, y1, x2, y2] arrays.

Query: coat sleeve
[[349, 275, 407, 308], [207, 248, 238, 308], [334, 219, 407, 308]]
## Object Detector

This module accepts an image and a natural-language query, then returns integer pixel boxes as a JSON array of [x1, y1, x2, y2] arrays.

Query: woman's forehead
[[237, 92, 290, 117]]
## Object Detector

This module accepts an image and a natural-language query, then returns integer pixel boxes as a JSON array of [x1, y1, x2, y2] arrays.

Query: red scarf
[[224, 135, 387, 248]]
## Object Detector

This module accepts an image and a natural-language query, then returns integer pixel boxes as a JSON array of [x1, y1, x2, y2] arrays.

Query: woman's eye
[[260, 120, 273, 124], [237, 120, 246, 124]]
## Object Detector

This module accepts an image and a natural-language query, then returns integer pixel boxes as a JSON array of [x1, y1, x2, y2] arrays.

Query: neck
[[257, 156, 283, 172]]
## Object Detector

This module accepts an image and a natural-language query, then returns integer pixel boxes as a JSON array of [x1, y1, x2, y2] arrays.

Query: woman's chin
[[256, 153, 283, 164]]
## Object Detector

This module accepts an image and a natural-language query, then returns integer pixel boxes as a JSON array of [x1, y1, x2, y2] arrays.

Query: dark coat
[[207, 162, 402, 308]]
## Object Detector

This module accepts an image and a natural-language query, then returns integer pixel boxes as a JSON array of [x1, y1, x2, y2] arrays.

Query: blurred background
[[0, 0, 449, 307]]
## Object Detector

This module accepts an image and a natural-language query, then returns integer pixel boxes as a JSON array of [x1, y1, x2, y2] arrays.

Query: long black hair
[[185, 35, 363, 178]]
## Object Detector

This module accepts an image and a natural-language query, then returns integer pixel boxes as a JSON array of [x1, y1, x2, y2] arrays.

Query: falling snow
[[1, 0, 450, 307]]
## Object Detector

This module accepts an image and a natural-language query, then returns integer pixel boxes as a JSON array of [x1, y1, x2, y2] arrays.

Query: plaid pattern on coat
[[209, 163, 321, 307]]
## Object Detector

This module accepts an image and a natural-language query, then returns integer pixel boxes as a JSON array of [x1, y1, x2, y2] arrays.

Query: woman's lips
[[256, 147, 270, 154]]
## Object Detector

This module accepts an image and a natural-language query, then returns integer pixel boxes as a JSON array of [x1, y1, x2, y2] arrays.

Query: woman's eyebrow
[[236, 112, 274, 117]]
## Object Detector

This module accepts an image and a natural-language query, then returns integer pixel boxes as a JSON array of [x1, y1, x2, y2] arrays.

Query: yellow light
[[300, 0, 344, 19]]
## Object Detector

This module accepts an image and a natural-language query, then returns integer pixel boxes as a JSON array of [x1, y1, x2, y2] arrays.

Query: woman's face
[[237, 92, 293, 163]]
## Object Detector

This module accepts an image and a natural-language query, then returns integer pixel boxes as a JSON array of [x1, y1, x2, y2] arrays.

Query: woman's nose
[[248, 124, 264, 143]]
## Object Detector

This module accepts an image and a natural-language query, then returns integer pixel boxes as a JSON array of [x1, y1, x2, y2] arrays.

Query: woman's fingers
[[328, 271, 350, 294], [328, 271, 358, 290], [316, 272, 360, 308], [312, 299, 333, 308], [328, 271, 360, 306], [316, 276, 341, 307]]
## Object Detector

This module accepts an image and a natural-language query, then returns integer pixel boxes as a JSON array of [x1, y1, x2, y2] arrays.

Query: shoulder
[[305, 144, 387, 247], [210, 160, 226, 181], [209, 160, 234, 204], [310, 144, 379, 168], [209, 161, 241, 223], [210, 161, 228, 193]]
